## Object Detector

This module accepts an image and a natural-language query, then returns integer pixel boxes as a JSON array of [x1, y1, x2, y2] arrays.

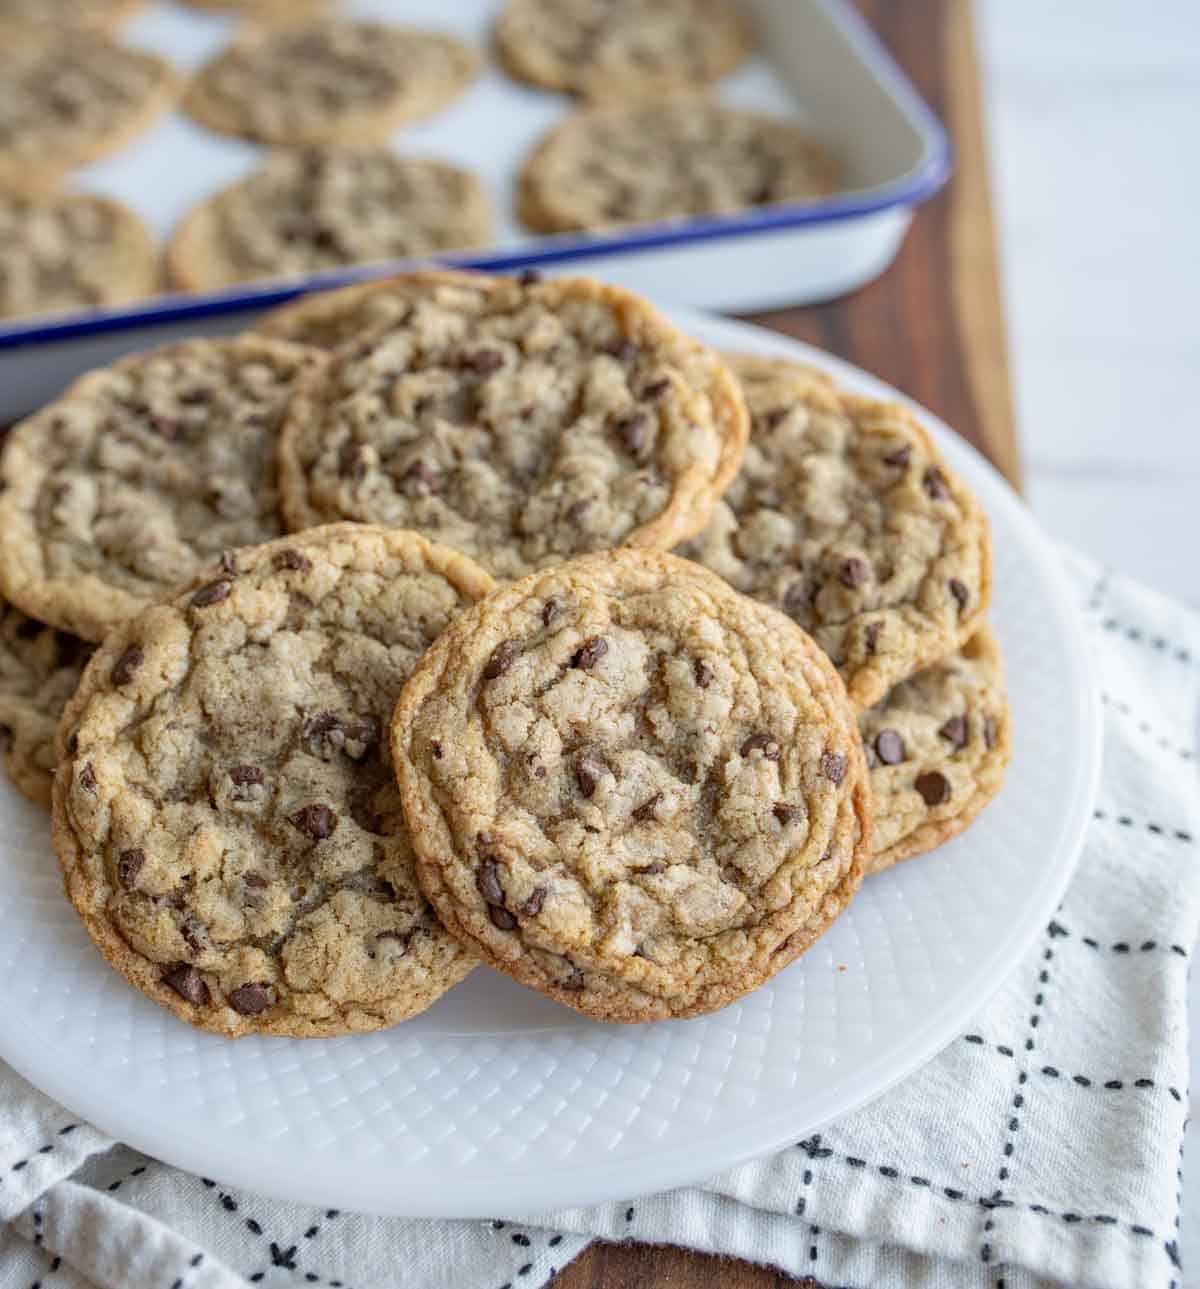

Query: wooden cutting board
[[552, 3, 1019, 1287]]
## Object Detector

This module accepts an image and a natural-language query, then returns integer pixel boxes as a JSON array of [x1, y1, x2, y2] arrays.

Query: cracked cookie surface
[[392, 549, 870, 1022], [861, 628, 1011, 872], [495, 0, 752, 98], [678, 355, 991, 707], [519, 97, 838, 233], [0, 28, 177, 190], [183, 20, 479, 148], [276, 271, 748, 580], [0, 191, 157, 321], [53, 525, 494, 1038], [0, 597, 91, 809], [0, 336, 321, 643], [169, 150, 491, 292]]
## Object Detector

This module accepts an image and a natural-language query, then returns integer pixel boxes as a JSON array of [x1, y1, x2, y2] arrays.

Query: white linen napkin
[[1, 549, 1195, 1289]]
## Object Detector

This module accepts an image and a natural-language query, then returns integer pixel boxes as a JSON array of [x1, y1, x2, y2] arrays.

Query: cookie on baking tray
[[0, 27, 177, 191], [183, 20, 479, 148], [519, 96, 839, 234], [495, 0, 753, 99], [169, 150, 491, 292], [0, 191, 157, 321]]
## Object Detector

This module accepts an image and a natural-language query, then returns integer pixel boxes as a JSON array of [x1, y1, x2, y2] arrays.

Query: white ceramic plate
[[0, 308, 1101, 1219]]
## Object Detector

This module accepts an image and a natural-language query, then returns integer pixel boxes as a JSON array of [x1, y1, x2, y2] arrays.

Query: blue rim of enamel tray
[[0, 0, 951, 352]]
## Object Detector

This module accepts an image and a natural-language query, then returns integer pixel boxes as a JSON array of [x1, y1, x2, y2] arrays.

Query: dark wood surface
[[553, 2, 1018, 1287]]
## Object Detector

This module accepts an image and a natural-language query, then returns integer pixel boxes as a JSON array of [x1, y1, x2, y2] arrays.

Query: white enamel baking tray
[[0, 0, 949, 422]]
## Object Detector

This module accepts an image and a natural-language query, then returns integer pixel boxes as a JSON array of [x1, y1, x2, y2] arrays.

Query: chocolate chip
[[79, 763, 97, 795], [915, 770, 952, 806], [565, 498, 591, 524], [741, 732, 780, 760], [864, 622, 883, 655], [483, 639, 519, 680], [560, 965, 585, 991], [0, 723, 11, 754], [923, 467, 950, 501], [230, 764, 264, 786], [229, 983, 272, 1016], [949, 579, 970, 614], [642, 378, 671, 400], [984, 715, 998, 750], [163, 964, 209, 1006], [631, 793, 662, 822], [820, 752, 847, 784], [521, 886, 547, 917], [338, 440, 366, 481], [244, 872, 268, 890], [488, 904, 518, 932], [763, 406, 790, 431], [939, 716, 968, 750], [542, 597, 563, 626], [461, 348, 503, 375], [180, 917, 206, 953], [288, 804, 337, 841], [476, 860, 506, 907], [610, 410, 652, 458], [874, 730, 906, 764], [783, 581, 808, 617], [66, 730, 79, 756], [430, 740, 443, 760], [571, 636, 609, 670], [516, 268, 542, 285], [117, 849, 145, 890], [839, 558, 871, 589], [346, 716, 379, 747], [191, 580, 231, 609], [401, 459, 442, 496], [303, 712, 342, 749], [277, 549, 312, 572], [694, 659, 714, 688], [884, 446, 912, 468], [605, 340, 640, 364], [111, 644, 143, 687], [773, 803, 805, 826], [576, 751, 608, 798], [150, 414, 181, 441]]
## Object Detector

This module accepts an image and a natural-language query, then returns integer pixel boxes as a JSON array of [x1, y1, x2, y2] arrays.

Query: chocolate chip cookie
[[861, 628, 1011, 873], [678, 355, 991, 707], [495, 0, 753, 99], [169, 150, 492, 293], [0, 336, 321, 643], [183, 21, 479, 148], [53, 525, 495, 1038], [0, 191, 157, 322], [0, 0, 144, 29], [0, 597, 91, 808], [276, 271, 749, 580], [0, 28, 178, 191], [519, 97, 839, 234], [392, 548, 870, 1023]]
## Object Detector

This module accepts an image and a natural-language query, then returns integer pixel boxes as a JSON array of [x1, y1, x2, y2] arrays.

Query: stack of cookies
[[2, 0, 841, 320], [0, 269, 1010, 1036]]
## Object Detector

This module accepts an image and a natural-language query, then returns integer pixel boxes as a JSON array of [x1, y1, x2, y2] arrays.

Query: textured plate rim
[[0, 308, 1101, 1218]]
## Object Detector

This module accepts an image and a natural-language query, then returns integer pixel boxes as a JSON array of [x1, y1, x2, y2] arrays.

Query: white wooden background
[[979, 0, 1200, 1270]]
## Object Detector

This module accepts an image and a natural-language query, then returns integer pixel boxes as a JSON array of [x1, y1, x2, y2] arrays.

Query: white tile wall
[[978, 0, 1200, 1273]]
